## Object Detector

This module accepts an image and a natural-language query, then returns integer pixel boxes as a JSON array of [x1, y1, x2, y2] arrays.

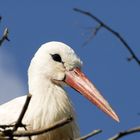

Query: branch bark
[[12, 94, 32, 132], [75, 129, 102, 140], [108, 126, 140, 140], [0, 94, 74, 139], [0, 124, 15, 130], [74, 8, 140, 65], [3, 116, 73, 138], [0, 28, 10, 47]]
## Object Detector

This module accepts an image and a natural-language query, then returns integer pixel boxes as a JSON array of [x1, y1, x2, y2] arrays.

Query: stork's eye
[[51, 54, 62, 63]]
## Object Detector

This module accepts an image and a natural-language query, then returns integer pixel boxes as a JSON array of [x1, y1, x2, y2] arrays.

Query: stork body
[[0, 42, 119, 140]]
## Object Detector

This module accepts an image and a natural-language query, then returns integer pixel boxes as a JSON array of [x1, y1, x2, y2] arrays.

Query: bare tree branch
[[74, 8, 140, 65], [0, 125, 15, 130], [0, 94, 32, 140], [0, 28, 10, 47], [75, 129, 102, 140], [12, 94, 32, 132], [0, 94, 73, 140], [82, 24, 102, 47], [108, 126, 140, 140], [10, 94, 32, 140], [1, 116, 73, 138]]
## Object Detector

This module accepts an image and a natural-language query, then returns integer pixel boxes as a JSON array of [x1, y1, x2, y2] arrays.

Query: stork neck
[[27, 73, 74, 126], [27, 62, 79, 139], [28, 74, 52, 96], [28, 71, 73, 112]]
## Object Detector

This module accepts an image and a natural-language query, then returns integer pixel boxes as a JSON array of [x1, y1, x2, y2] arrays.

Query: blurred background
[[0, 1, 140, 139]]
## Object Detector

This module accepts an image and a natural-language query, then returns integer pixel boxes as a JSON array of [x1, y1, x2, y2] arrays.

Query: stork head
[[29, 41, 119, 122]]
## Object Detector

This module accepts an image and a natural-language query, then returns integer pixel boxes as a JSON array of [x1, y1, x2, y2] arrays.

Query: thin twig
[[22, 125, 32, 140], [74, 8, 140, 65], [93, 24, 102, 36], [75, 129, 102, 140], [0, 95, 73, 139], [12, 94, 32, 132], [108, 127, 140, 140], [0, 94, 32, 139], [82, 24, 102, 46], [9, 116, 73, 137], [0, 125, 15, 130], [0, 28, 10, 47]]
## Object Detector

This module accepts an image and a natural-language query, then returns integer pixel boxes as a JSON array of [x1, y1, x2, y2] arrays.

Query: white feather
[[0, 41, 82, 140]]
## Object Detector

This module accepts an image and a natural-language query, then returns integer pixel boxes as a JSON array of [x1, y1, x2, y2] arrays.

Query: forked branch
[[75, 129, 102, 140], [12, 94, 32, 132], [74, 8, 140, 65], [108, 126, 140, 140], [14, 116, 73, 137], [0, 28, 10, 47]]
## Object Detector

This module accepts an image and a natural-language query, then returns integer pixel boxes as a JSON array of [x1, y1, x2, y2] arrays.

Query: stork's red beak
[[65, 68, 119, 122]]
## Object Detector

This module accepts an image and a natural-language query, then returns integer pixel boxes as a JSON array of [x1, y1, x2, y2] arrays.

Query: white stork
[[0, 41, 119, 140]]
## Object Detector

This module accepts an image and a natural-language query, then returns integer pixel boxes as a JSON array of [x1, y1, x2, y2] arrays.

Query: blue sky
[[0, 1, 140, 139]]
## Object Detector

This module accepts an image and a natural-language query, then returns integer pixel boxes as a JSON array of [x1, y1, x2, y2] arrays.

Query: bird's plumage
[[0, 42, 81, 140], [0, 96, 26, 124], [0, 41, 119, 140]]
